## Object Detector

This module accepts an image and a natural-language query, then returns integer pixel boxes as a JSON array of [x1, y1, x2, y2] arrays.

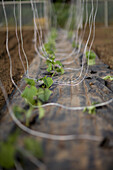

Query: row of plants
[[13, 28, 65, 126], [0, 28, 63, 169], [0, 28, 106, 169], [12, 29, 98, 127]]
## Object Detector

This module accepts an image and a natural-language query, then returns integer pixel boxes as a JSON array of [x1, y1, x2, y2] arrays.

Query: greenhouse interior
[[0, 0, 113, 169]]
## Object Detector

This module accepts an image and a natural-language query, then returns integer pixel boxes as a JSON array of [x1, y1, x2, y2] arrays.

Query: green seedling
[[86, 51, 96, 65], [43, 29, 57, 56], [44, 41, 56, 55], [13, 105, 33, 126], [0, 131, 44, 169], [43, 29, 64, 76], [38, 76, 53, 88], [46, 56, 64, 76], [37, 88, 52, 103], [21, 86, 38, 105], [14, 76, 53, 125], [24, 137, 44, 159], [0, 131, 18, 169], [83, 102, 97, 114], [103, 75, 113, 81], [24, 78, 36, 86], [22, 77, 53, 104]]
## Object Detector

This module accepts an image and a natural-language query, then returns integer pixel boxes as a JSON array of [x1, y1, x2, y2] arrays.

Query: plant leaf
[[86, 51, 96, 66], [24, 78, 36, 86], [47, 63, 52, 72], [55, 60, 62, 66], [83, 107, 87, 112], [24, 138, 43, 159], [88, 59, 95, 66], [103, 75, 113, 81], [88, 106, 96, 114], [13, 105, 25, 120], [21, 86, 38, 105], [56, 67, 64, 74], [42, 76, 53, 88], [0, 142, 16, 169], [37, 88, 52, 102], [86, 51, 96, 59]]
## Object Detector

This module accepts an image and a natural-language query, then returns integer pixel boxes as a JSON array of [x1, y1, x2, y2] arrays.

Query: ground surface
[[0, 28, 36, 111], [1, 26, 113, 111], [0, 29, 113, 169]]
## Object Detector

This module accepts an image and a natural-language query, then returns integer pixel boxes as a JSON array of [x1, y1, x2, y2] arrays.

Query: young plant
[[0, 131, 18, 169], [103, 75, 113, 81], [13, 76, 53, 125], [43, 29, 57, 56], [13, 105, 34, 126], [23, 77, 53, 104], [38, 76, 53, 88], [24, 137, 44, 159], [86, 51, 96, 66], [83, 102, 97, 114], [0, 132, 44, 169], [44, 41, 56, 56], [43, 29, 64, 76], [46, 55, 64, 76]]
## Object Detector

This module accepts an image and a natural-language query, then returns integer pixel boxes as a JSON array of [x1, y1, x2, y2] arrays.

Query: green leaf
[[24, 78, 36, 86], [103, 75, 110, 80], [21, 86, 38, 105], [60, 67, 65, 74], [83, 107, 87, 112], [55, 60, 62, 66], [88, 59, 95, 66], [86, 51, 96, 66], [88, 106, 96, 114], [42, 76, 53, 88], [24, 138, 43, 159], [46, 56, 55, 65], [13, 105, 25, 120], [44, 41, 55, 55], [38, 100, 45, 119], [47, 63, 52, 72], [86, 51, 96, 60], [56, 67, 64, 74], [109, 77, 113, 81], [37, 88, 52, 102], [103, 75, 113, 81], [83, 103, 96, 114], [0, 142, 16, 169], [13, 105, 33, 126]]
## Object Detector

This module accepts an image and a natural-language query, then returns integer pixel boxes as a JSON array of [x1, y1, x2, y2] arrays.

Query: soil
[[0, 26, 113, 111], [0, 27, 36, 111], [84, 26, 113, 69]]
